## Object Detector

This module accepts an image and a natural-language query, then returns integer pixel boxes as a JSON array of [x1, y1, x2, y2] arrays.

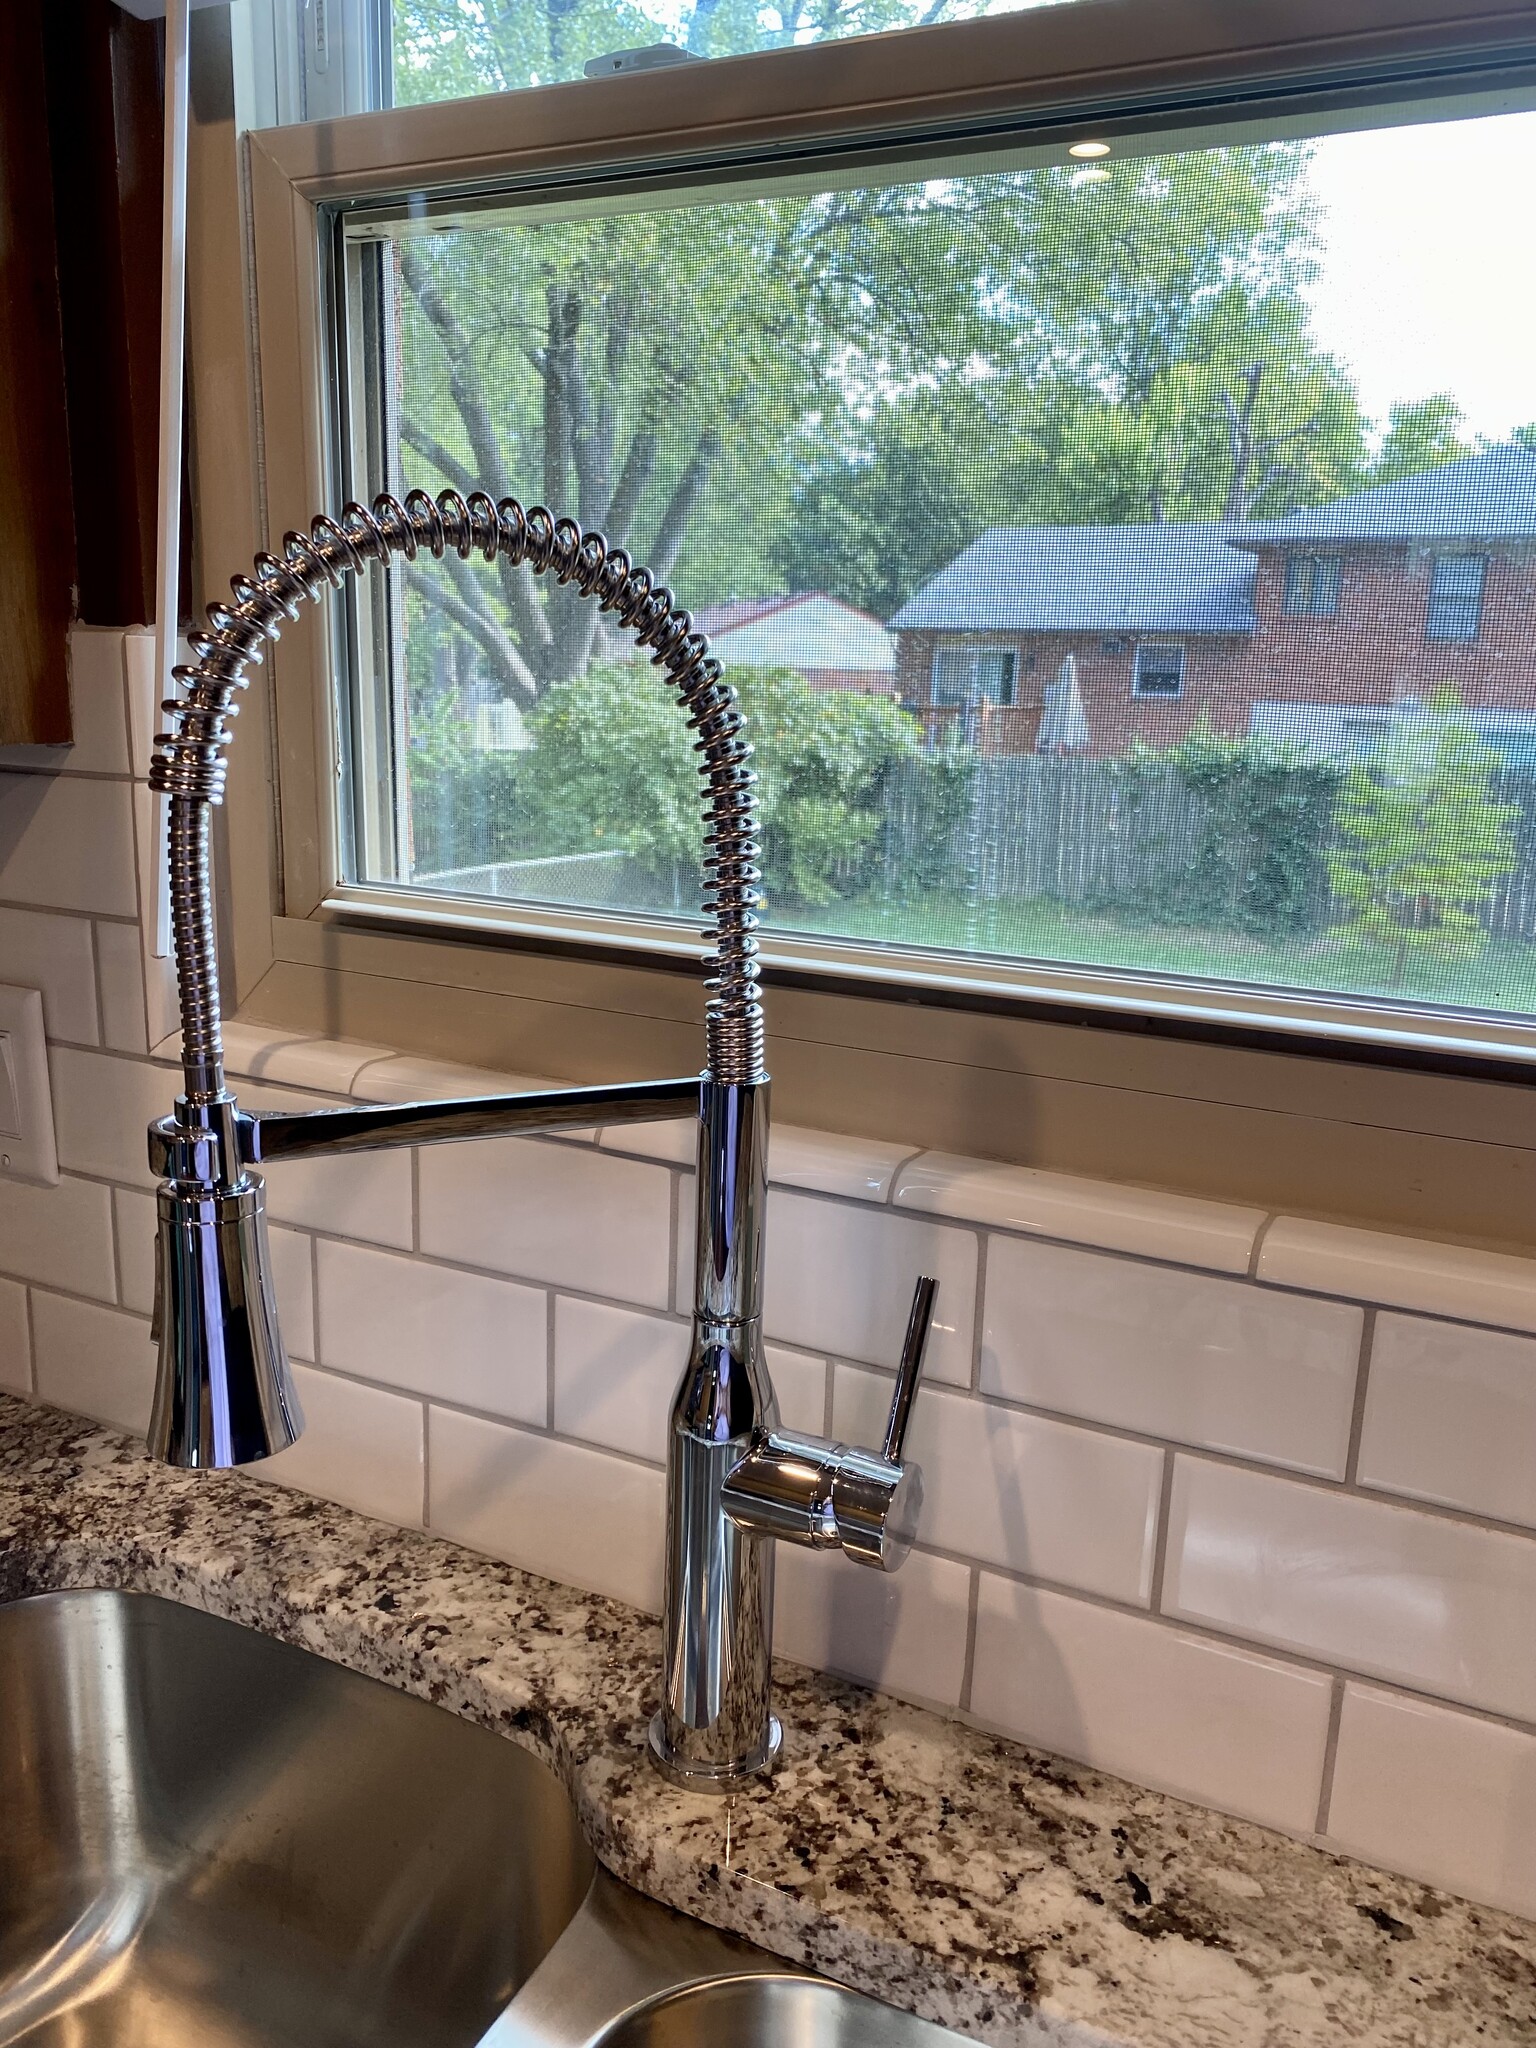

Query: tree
[[1327, 689, 1519, 986], [1370, 395, 1476, 484]]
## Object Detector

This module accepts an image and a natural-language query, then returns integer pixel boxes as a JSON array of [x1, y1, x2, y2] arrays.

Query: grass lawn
[[774, 890, 1536, 1015]]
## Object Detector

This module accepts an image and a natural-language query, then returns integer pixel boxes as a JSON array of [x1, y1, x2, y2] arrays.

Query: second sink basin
[[0, 1589, 594, 2047], [592, 1975, 967, 2047]]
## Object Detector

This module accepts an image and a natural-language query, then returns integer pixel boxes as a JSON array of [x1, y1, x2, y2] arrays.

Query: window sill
[[150, 1016, 1536, 1330]]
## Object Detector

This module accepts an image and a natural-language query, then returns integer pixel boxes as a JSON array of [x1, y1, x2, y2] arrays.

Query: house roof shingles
[[889, 446, 1536, 637], [1233, 445, 1536, 548], [889, 524, 1258, 636]]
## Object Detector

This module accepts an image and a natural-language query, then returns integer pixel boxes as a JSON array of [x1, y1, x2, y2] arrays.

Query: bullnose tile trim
[[1258, 1217, 1536, 1335]]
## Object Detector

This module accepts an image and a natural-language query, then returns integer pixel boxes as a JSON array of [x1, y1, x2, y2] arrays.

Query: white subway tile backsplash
[[31, 1292, 154, 1436], [0, 631, 130, 778], [0, 1174, 114, 1301], [983, 1238, 1361, 1478], [1358, 1314, 1536, 1531], [897, 1153, 1264, 1273], [0, 771, 137, 917], [1259, 1217, 1536, 1336], [834, 1368, 1161, 1603], [430, 1407, 665, 1612], [123, 630, 157, 782], [769, 1126, 913, 1202], [599, 1119, 694, 1165], [259, 1130, 414, 1251], [113, 1187, 314, 1362], [258, 1364, 423, 1528], [49, 1048, 169, 1188], [763, 1192, 976, 1384], [1328, 1684, 1536, 1921], [970, 1577, 1333, 1836], [0, 907, 99, 1043], [0, 1279, 28, 1392], [94, 921, 148, 1054], [554, 1297, 684, 1464], [352, 1054, 554, 1104], [1165, 1456, 1536, 1724], [765, 1344, 827, 1436], [775, 1546, 971, 1709], [229, 1026, 396, 1095], [317, 1241, 544, 1420], [420, 1137, 671, 1307]]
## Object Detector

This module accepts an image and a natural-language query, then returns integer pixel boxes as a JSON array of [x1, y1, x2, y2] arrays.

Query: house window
[[1283, 554, 1342, 616], [1427, 554, 1488, 642], [1132, 645, 1185, 698], [239, 3, 1536, 1079], [932, 646, 1017, 708]]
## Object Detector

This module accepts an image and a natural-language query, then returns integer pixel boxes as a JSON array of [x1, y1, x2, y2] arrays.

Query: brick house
[[888, 445, 1536, 757]]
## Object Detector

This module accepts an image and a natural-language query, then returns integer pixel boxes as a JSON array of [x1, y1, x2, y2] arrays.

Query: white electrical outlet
[[0, 988, 59, 1187]]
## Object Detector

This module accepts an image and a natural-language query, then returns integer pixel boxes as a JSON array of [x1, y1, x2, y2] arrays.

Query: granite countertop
[[2, 1393, 1533, 2048]]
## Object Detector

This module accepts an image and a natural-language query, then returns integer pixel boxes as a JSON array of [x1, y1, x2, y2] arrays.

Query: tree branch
[[405, 561, 540, 710]]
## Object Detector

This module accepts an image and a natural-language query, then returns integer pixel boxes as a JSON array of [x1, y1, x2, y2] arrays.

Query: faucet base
[[646, 1711, 782, 1793]]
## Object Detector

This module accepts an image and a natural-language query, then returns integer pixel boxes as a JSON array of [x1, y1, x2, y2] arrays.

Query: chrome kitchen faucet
[[145, 488, 935, 1789]]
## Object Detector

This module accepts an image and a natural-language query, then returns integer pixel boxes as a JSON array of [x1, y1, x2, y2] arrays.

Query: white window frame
[[1131, 643, 1185, 699], [1283, 552, 1343, 616], [199, 0, 1536, 1143]]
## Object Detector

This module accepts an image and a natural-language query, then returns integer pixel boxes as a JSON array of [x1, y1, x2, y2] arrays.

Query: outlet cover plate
[[0, 987, 59, 1186]]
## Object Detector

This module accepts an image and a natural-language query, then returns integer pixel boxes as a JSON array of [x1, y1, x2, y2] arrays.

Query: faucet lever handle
[[882, 1275, 937, 1465]]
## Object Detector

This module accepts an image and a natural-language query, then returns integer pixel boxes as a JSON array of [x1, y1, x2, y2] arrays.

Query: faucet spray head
[[148, 1175, 302, 1469]]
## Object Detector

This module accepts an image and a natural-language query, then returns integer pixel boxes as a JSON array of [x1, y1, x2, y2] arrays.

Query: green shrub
[[515, 662, 937, 912], [1113, 721, 1341, 935], [405, 696, 527, 874]]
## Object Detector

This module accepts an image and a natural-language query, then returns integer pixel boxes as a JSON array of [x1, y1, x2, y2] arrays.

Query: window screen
[[1283, 554, 1342, 616], [1427, 554, 1489, 642], [338, 98, 1536, 1033]]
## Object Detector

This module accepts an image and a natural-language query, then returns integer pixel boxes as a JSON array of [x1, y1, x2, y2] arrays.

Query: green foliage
[[1369, 396, 1477, 484], [514, 663, 937, 909], [1110, 722, 1342, 936], [1328, 689, 1519, 984], [405, 696, 526, 873]]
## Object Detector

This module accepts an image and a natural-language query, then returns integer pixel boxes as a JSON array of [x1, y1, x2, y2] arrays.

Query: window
[[240, 0, 1536, 1081], [1427, 554, 1488, 642], [1283, 554, 1342, 616], [932, 646, 1017, 708], [1131, 645, 1184, 698]]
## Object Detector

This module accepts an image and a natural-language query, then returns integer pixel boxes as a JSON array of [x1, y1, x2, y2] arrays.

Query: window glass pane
[[387, 0, 1074, 103], [1427, 553, 1488, 640], [343, 98, 1536, 1034]]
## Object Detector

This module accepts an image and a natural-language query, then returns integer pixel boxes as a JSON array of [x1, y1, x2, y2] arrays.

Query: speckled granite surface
[[2, 1393, 1533, 2048]]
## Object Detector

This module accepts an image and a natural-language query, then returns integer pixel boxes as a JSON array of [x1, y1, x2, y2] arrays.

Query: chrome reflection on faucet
[[145, 487, 936, 1788]]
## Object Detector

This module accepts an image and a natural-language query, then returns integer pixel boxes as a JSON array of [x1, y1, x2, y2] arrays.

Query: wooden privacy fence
[[883, 756, 1536, 942]]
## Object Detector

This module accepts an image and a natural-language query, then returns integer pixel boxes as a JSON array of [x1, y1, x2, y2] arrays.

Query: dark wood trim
[[41, 0, 167, 629], [0, 3, 76, 745]]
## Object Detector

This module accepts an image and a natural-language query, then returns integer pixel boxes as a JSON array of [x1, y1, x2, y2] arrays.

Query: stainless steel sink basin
[[589, 1976, 966, 2047], [0, 1588, 977, 2048], [0, 1590, 595, 2047]]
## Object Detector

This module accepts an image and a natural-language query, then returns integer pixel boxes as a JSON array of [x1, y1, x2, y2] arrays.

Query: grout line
[[969, 1231, 987, 1391], [546, 1291, 557, 1432], [667, 1167, 681, 1316], [1147, 1448, 1176, 1612], [821, 1354, 834, 1438], [422, 1400, 432, 1528], [309, 1231, 322, 1364], [958, 1566, 981, 1714], [87, 922, 110, 1049], [1, 1277, 142, 1322], [108, 1187, 125, 1310], [24, 1286, 36, 1397], [410, 1148, 422, 1254], [1246, 1213, 1278, 1280], [0, 896, 138, 927], [1314, 1676, 1347, 1836], [1344, 1308, 1378, 1486], [883, 1147, 927, 1205]]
